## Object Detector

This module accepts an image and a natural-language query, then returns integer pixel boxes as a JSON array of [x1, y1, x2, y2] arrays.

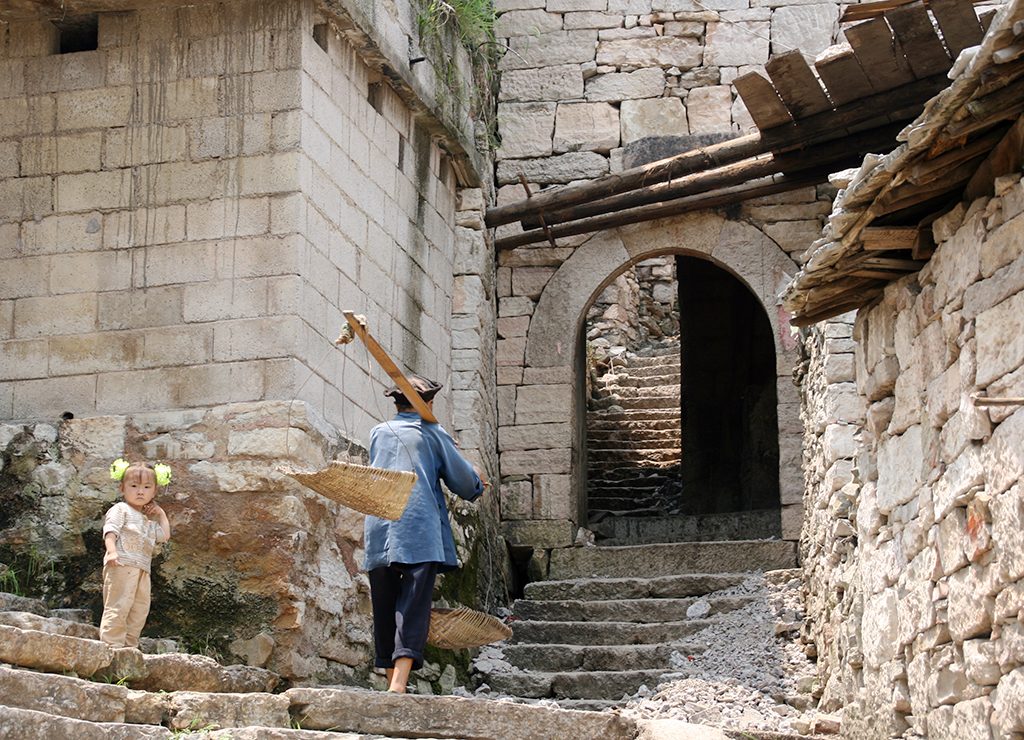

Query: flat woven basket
[[280, 461, 416, 521], [427, 607, 513, 650]]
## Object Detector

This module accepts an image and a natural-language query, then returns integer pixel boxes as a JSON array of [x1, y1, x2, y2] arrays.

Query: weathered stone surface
[[499, 65, 585, 102], [0, 704, 171, 739], [876, 426, 923, 514], [685, 85, 733, 133], [927, 697, 994, 740], [948, 564, 996, 641], [620, 98, 689, 144], [501, 447, 572, 474], [553, 102, 620, 153], [992, 667, 1024, 733], [503, 518, 576, 547], [164, 692, 291, 730], [500, 478, 533, 519], [533, 473, 573, 519], [0, 624, 128, 678], [704, 21, 769, 66], [499, 31, 598, 71], [0, 610, 99, 639], [976, 290, 1024, 386], [514, 384, 572, 425], [549, 540, 797, 579], [498, 102, 556, 159], [131, 653, 279, 693], [770, 3, 837, 57], [499, 422, 571, 450], [584, 68, 665, 101], [596, 37, 702, 69], [991, 484, 1024, 581], [496, 151, 609, 185], [495, 8, 563, 38], [284, 686, 636, 739], [0, 665, 128, 723]]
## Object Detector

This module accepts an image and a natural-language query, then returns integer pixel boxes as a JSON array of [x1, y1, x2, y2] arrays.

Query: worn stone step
[[284, 686, 636, 739], [133, 653, 280, 694], [592, 394, 681, 410], [587, 435, 680, 449], [513, 594, 755, 623], [594, 383, 680, 400], [0, 592, 49, 616], [588, 449, 680, 464], [588, 408, 680, 422], [0, 705, 171, 739], [592, 511, 783, 545], [523, 572, 748, 600], [509, 618, 715, 645], [500, 642, 705, 672], [0, 624, 146, 681], [0, 609, 100, 640], [587, 418, 680, 432], [0, 664, 290, 729], [548, 540, 798, 579], [610, 371, 681, 388], [486, 668, 676, 700], [49, 608, 94, 624], [588, 425, 680, 439]]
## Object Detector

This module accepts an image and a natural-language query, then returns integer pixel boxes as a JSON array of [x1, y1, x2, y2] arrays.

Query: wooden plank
[[910, 125, 1009, 184], [964, 114, 1024, 200], [929, 0, 983, 57], [862, 256, 928, 270], [765, 50, 834, 119], [885, 4, 952, 78], [815, 49, 875, 106], [733, 72, 794, 130], [861, 226, 919, 250], [341, 311, 438, 424], [840, 0, 988, 23], [846, 16, 916, 92], [850, 268, 921, 279]]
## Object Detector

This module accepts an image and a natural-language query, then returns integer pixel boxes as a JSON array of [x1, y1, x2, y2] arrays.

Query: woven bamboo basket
[[280, 461, 416, 520], [427, 607, 513, 650]]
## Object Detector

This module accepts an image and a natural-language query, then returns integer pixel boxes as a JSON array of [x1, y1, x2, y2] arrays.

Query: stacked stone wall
[[799, 176, 1024, 737], [490, 0, 842, 552]]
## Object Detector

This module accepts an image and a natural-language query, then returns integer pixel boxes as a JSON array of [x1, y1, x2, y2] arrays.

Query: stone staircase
[[0, 591, 641, 739], [587, 345, 683, 520], [477, 540, 799, 709]]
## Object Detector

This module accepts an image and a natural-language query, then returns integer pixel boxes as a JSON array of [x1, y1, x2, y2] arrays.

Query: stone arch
[[503, 213, 804, 548]]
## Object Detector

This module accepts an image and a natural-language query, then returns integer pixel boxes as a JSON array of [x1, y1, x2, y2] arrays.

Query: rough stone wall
[[799, 176, 1024, 737], [490, 0, 841, 552], [0, 0, 503, 683], [585, 255, 678, 351]]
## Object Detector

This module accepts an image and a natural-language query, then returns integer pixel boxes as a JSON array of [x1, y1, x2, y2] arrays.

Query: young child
[[99, 459, 172, 648]]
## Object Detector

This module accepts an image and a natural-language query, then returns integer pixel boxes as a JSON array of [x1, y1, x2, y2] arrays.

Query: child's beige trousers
[[100, 565, 151, 647]]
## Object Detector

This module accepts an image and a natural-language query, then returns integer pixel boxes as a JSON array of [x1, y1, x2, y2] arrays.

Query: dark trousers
[[368, 562, 438, 670]]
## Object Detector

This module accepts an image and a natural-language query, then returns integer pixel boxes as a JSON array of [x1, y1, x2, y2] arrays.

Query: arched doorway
[[581, 254, 781, 543]]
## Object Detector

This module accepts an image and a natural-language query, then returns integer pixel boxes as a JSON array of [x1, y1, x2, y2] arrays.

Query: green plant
[[0, 564, 20, 595]]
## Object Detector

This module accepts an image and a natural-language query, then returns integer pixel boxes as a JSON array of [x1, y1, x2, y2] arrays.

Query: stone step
[[592, 511, 782, 545], [0, 665, 637, 739], [486, 668, 677, 700], [589, 466, 676, 481], [523, 572, 748, 600], [588, 451, 680, 466], [594, 383, 680, 400], [587, 426, 680, 440], [500, 641, 706, 672], [609, 372, 680, 388], [0, 592, 49, 616], [0, 705, 172, 739], [587, 418, 681, 432], [588, 408, 681, 422], [0, 609, 100, 640], [586, 435, 680, 449], [512, 594, 755, 623], [50, 608, 94, 624], [548, 540, 798, 580], [0, 624, 278, 693], [285, 686, 636, 739], [509, 618, 715, 645], [591, 394, 681, 411]]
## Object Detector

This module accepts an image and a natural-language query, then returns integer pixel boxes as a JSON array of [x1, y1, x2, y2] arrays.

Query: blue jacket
[[364, 412, 483, 572]]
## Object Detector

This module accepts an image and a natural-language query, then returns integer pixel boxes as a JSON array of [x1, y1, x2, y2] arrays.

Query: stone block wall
[[0, 0, 503, 682], [489, 0, 844, 552], [799, 176, 1024, 737]]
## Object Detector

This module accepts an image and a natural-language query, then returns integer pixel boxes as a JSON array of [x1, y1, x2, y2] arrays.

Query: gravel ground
[[619, 571, 829, 735], [467, 570, 838, 736]]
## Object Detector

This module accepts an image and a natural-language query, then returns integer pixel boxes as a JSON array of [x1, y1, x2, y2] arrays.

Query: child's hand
[[104, 551, 120, 567], [142, 502, 164, 518]]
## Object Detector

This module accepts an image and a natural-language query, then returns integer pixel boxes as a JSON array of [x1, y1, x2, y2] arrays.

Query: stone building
[[0, 0, 501, 682]]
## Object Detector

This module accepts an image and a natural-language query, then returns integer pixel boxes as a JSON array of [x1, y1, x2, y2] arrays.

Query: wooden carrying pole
[[340, 311, 438, 424]]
